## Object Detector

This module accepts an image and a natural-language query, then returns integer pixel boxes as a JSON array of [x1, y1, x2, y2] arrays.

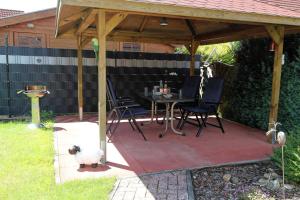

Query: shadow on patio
[[54, 114, 273, 183]]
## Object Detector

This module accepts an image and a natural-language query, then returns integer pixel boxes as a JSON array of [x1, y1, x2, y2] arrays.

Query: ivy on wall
[[222, 34, 300, 130]]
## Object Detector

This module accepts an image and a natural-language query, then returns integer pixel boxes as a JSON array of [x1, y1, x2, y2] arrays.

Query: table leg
[[155, 102, 164, 125], [151, 101, 154, 122], [159, 103, 169, 138], [170, 101, 185, 136]]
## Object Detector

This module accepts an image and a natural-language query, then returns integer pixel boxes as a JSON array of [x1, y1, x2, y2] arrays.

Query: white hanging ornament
[[277, 131, 286, 146]]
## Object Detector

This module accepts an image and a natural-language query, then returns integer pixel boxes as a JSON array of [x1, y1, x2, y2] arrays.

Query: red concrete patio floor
[[54, 114, 274, 183]]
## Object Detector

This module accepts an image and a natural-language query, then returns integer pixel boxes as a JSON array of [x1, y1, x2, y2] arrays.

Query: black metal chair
[[106, 75, 137, 111], [179, 77, 225, 137], [176, 76, 201, 127], [106, 78, 148, 141]]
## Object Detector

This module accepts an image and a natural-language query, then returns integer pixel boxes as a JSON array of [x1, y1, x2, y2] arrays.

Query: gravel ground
[[192, 161, 300, 200]]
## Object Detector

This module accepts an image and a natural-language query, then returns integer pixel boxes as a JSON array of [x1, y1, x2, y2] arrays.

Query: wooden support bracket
[[265, 25, 284, 45], [105, 12, 128, 36], [77, 9, 98, 35]]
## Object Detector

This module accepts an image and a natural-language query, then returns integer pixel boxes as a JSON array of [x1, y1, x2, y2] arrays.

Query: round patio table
[[141, 93, 195, 138]]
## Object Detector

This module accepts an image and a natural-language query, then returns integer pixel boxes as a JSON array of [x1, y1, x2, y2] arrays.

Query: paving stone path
[[110, 170, 194, 200]]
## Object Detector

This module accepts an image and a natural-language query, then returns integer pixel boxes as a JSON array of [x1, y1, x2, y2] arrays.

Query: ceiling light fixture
[[160, 17, 168, 26]]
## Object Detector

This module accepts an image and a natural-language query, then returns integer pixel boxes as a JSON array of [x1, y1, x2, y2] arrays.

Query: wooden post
[[97, 10, 107, 162], [189, 39, 199, 76], [268, 26, 285, 128], [77, 35, 83, 121]]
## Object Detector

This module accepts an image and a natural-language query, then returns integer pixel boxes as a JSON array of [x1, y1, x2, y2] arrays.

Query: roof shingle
[[134, 0, 300, 18], [0, 9, 24, 19]]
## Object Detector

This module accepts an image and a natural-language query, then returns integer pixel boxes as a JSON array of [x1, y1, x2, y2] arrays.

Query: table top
[[141, 93, 195, 103]]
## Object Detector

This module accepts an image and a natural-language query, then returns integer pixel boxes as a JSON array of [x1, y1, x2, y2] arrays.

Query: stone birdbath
[[17, 85, 50, 128]]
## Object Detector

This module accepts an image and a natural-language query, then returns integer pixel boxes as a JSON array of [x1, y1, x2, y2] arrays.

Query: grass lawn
[[0, 121, 115, 200]]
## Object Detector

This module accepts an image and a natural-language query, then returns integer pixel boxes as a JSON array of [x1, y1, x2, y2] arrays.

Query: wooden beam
[[61, 0, 300, 26], [184, 43, 191, 54], [198, 26, 266, 44], [265, 25, 281, 45], [77, 35, 83, 121], [81, 37, 92, 48], [111, 30, 191, 39], [189, 39, 199, 76], [59, 28, 191, 44], [60, 9, 89, 27], [97, 10, 107, 162], [107, 35, 190, 44], [268, 26, 285, 129], [77, 9, 97, 35], [58, 20, 78, 36], [185, 19, 197, 36], [105, 12, 128, 36], [78, 28, 192, 43], [139, 16, 148, 32]]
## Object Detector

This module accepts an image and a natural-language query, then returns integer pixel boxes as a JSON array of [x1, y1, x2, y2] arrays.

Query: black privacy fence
[[0, 46, 200, 116]]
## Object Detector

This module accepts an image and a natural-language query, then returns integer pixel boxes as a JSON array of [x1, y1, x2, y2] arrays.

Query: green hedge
[[222, 35, 300, 131]]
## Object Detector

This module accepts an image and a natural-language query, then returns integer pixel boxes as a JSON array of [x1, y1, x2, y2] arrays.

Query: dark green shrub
[[41, 110, 54, 121], [223, 34, 300, 131], [272, 132, 300, 184]]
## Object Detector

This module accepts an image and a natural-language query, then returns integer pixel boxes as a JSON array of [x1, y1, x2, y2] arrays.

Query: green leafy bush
[[175, 42, 238, 65], [223, 34, 300, 130], [272, 132, 300, 184]]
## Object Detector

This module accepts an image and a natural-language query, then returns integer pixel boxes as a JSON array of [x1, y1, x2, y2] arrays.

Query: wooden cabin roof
[[55, 0, 300, 45], [0, 9, 24, 19], [0, 8, 56, 28]]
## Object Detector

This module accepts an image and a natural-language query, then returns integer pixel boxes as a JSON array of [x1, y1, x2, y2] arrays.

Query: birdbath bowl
[[17, 85, 50, 127], [24, 90, 48, 98]]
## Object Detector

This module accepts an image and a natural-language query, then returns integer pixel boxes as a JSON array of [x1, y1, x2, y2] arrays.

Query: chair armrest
[[114, 104, 141, 109], [203, 101, 221, 105]]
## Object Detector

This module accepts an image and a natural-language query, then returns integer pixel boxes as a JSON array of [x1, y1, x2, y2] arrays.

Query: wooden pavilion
[[55, 0, 300, 162]]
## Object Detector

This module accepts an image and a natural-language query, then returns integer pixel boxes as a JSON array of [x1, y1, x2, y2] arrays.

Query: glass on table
[[179, 89, 182, 98], [144, 87, 148, 96]]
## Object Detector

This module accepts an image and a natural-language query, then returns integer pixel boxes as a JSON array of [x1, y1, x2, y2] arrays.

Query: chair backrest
[[202, 77, 224, 104], [106, 77, 118, 107], [181, 76, 201, 98]]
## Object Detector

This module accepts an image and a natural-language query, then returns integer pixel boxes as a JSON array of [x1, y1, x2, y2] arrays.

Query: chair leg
[[128, 119, 135, 131], [200, 114, 206, 127], [195, 114, 203, 137], [106, 110, 117, 135], [108, 117, 121, 141], [180, 111, 190, 130], [132, 118, 147, 141], [176, 110, 185, 129], [216, 113, 225, 133]]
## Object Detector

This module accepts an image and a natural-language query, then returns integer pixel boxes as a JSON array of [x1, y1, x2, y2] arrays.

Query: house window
[[123, 42, 141, 52], [18, 36, 42, 48], [15, 33, 45, 48], [0, 33, 8, 46]]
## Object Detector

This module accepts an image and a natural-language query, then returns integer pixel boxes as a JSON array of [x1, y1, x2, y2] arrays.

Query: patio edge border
[[109, 179, 121, 200], [53, 129, 61, 184], [187, 170, 195, 200]]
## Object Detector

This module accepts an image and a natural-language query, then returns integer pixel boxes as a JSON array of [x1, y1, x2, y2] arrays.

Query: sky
[[0, 0, 56, 13]]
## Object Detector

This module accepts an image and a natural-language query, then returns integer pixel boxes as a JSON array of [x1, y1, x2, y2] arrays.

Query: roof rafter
[[104, 12, 128, 36], [139, 16, 148, 32], [59, 9, 88, 27], [185, 19, 197, 36], [76, 9, 98, 35]]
